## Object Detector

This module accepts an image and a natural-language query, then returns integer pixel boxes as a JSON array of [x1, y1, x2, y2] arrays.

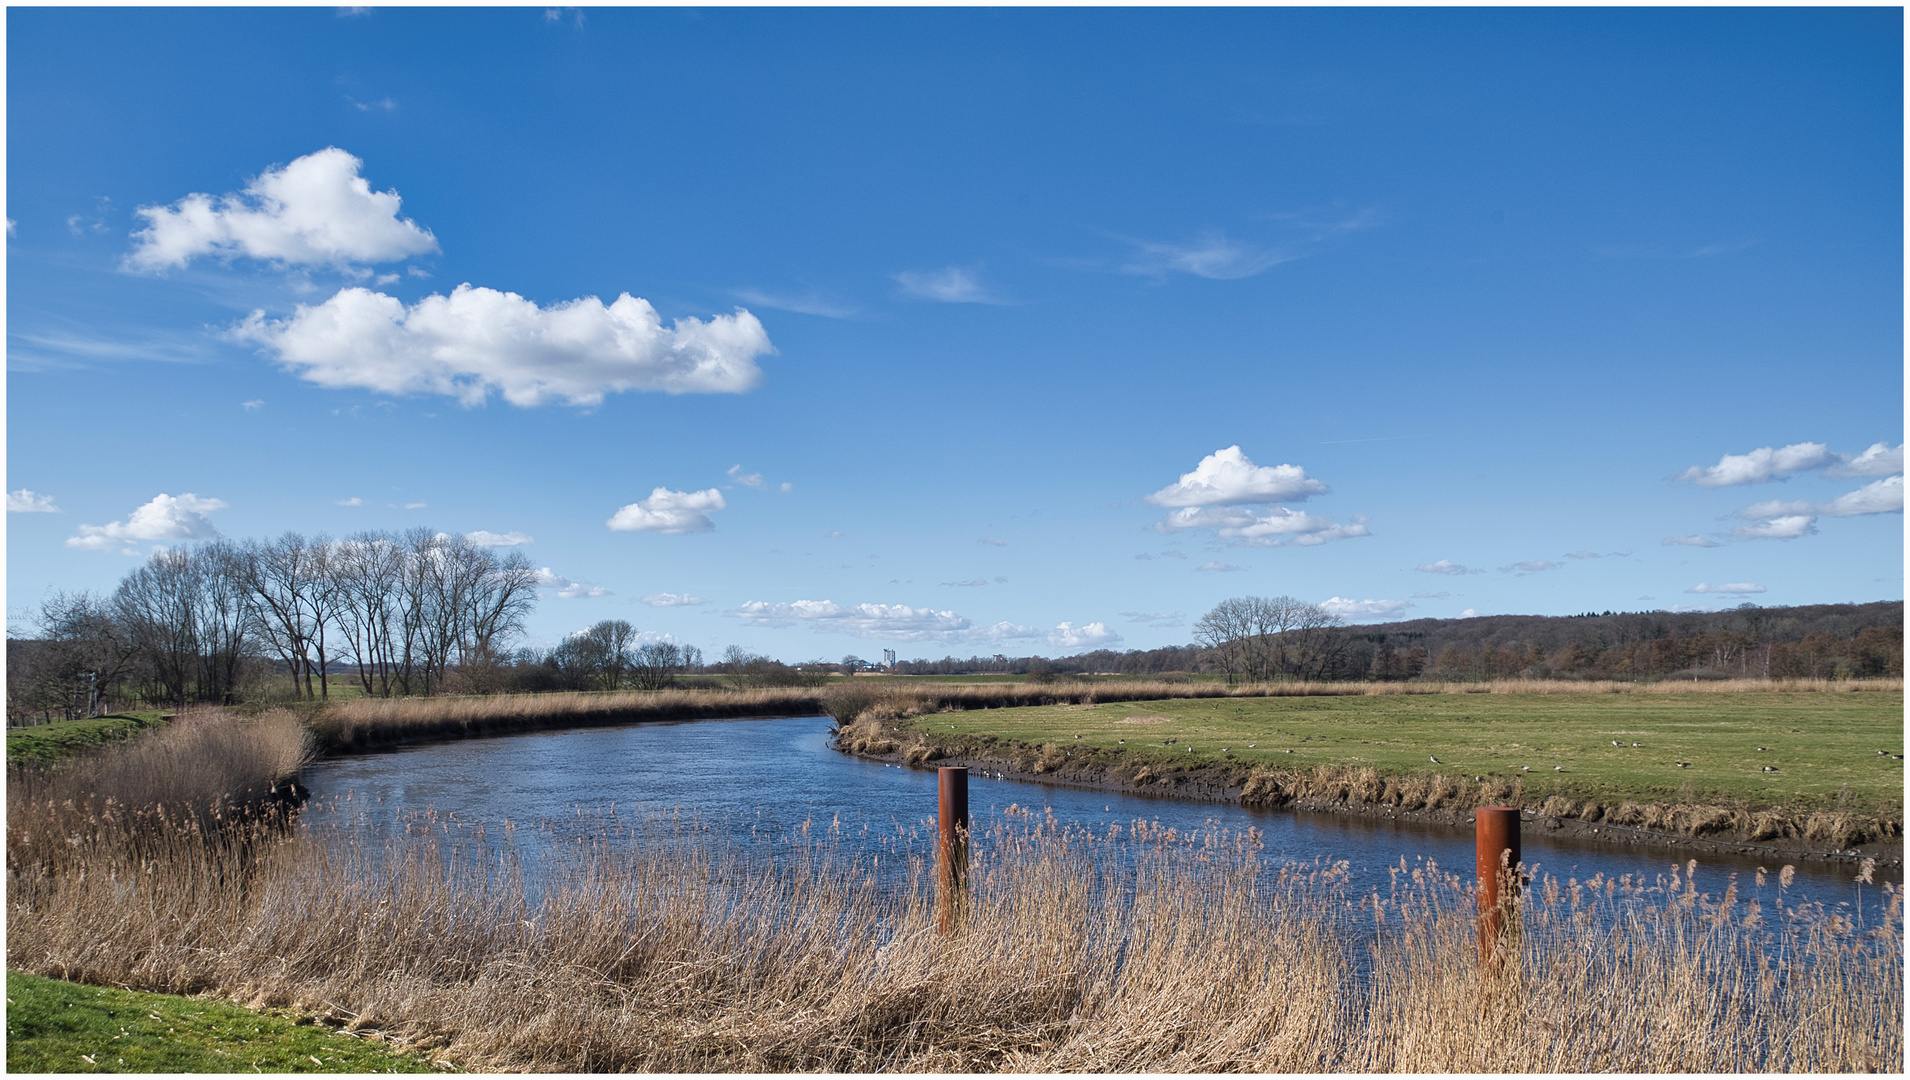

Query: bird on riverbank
[[1632, 742, 1642, 747], [1676, 762, 1691, 768], [1554, 766, 1565, 772], [1612, 740, 1621, 747], [1757, 746, 1769, 752], [1247, 743, 1255, 748], [1762, 765, 1779, 773], [1429, 756, 1441, 764], [1521, 765, 1530, 772]]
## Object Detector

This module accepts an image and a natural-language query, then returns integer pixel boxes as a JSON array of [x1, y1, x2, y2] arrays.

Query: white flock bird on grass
[[1429, 756, 1441, 764]]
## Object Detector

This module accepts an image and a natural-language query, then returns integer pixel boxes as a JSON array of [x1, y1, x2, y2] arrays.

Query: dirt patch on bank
[[836, 718, 1903, 867]]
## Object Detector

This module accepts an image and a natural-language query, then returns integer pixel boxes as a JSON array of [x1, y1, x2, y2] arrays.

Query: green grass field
[[910, 691, 1905, 816], [5, 712, 170, 769], [4, 970, 439, 1073]]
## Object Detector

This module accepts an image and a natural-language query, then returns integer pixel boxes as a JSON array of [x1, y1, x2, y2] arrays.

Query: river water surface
[[301, 714, 1895, 913]]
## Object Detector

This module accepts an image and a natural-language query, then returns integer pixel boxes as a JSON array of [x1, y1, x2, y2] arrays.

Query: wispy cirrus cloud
[[731, 287, 857, 319], [1414, 559, 1474, 575], [894, 266, 998, 304], [1662, 534, 1721, 548], [1119, 610, 1185, 627], [1115, 209, 1380, 281], [1685, 582, 1766, 595]]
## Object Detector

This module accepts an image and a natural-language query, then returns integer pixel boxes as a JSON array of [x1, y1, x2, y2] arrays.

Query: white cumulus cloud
[[1826, 441, 1904, 478], [234, 284, 772, 407], [67, 493, 225, 551], [8, 489, 61, 513], [336, 496, 364, 507], [1504, 560, 1562, 574], [465, 530, 533, 547], [1196, 560, 1246, 573], [1319, 596, 1411, 620], [731, 599, 1041, 645], [1146, 446, 1327, 507], [1731, 515, 1817, 541], [726, 464, 767, 490], [1415, 559, 1472, 575], [607, 488, 725, 534], [533, 567, 610, 599], [125, 147, 438, 272], [1155, 505, 1367, 546], [1677, 442, 1839, 487], [641, 593, 708, 607], [1048, 621, 1123, 651], [1662, 534, 1721, 548], [1685, 582, 1767, 595], [1822, 475, 1904, 516]]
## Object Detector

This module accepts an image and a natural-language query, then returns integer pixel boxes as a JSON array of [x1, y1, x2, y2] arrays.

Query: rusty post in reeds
[[937, 766, 970, 934], [1475, 806, 1521, 969]]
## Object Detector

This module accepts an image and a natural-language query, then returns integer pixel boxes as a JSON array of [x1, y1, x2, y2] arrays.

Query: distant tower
[[882, 648, 896, 670]]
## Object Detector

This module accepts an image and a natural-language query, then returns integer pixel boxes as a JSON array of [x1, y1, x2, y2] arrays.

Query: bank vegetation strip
[[7, 710, 1901, 1071], [8, 690, 1904, 1071]]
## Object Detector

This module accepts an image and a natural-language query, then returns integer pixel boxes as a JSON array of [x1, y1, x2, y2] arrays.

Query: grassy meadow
[[5, 970, 438, 1074], [909, 689, 1906, 817]]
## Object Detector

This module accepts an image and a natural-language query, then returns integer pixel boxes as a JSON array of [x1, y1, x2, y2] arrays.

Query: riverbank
[[297, 676, 1901, 754], [836, 688, 1905, 865]]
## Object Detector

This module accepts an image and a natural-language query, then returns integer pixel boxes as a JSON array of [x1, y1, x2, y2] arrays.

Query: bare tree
[[113, 543, 253, 707], [630, 640, 698, 690]]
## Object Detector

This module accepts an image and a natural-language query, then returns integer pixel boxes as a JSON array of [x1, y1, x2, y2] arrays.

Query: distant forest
[[891, 601, 1904, 681]]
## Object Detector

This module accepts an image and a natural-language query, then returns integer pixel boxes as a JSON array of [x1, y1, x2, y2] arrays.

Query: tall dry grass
[[307, 676, 1903, 752], [8, 786, 1900, 1072]]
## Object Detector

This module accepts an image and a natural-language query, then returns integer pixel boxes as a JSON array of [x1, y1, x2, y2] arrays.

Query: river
[[299, 713, 1896, 916]]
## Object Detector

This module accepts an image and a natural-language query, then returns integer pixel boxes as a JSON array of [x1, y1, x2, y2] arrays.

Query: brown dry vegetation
[[7, 709, 1903, 1072], [306, 676, 1903, 753]]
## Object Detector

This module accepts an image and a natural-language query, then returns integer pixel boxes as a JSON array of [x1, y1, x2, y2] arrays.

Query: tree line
[[9, 528, 542, 720], [874, 599, 1905, 683]]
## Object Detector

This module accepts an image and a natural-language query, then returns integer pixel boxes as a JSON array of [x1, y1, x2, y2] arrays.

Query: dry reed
[[8, 786, 1899, 1072], [308, 677, 1902, 753]]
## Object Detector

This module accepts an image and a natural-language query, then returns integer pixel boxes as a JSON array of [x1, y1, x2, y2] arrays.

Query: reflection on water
[[300, 714, 1895, 912]]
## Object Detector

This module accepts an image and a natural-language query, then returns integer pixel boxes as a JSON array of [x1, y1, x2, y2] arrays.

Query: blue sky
[[7, 7, 1903, 662]]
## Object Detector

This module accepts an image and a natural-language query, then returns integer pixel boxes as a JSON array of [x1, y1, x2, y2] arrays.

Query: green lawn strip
[[5, 970, 442, 1074], [912, 692, 1905, 817], [5, 713, 171, 769]]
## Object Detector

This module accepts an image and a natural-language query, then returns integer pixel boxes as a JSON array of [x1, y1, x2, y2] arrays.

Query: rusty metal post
[[937, 766, 970, 934], [1475, 806, 1521, 969]]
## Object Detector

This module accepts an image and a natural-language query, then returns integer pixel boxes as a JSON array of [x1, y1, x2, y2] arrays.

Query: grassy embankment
[[6, 711, 172, 769], [6, 970, 437, 1073], [842, 683, 1905, 849]]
